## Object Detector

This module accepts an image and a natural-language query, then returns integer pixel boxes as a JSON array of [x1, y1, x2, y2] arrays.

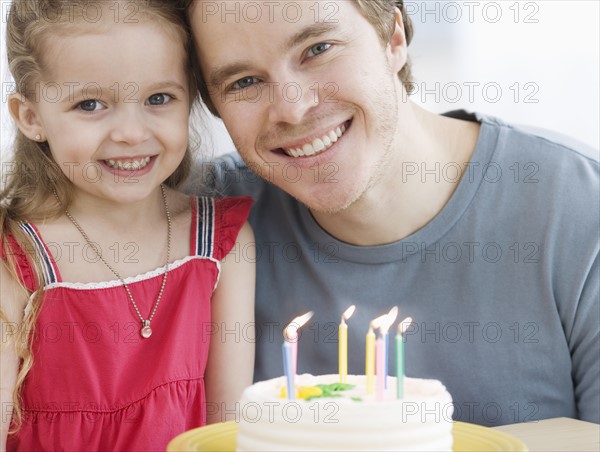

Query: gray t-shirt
[[190, 111, 599, 426]]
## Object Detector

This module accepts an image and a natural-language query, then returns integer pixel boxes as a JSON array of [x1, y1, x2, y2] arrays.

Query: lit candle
[[375, 333, 385, 402], [381, 307, 398, 389], [365, 324, 376, 395], [366, 314, 386, 395], [396, 317, 413, 399], [289, 329, 298, 377], [282, 340, 294, 400], [283, 311, 314, 399], [339, 305, 356, 383]]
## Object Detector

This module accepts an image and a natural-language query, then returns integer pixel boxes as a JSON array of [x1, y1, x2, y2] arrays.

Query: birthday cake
[[236, 374, 454, 451]]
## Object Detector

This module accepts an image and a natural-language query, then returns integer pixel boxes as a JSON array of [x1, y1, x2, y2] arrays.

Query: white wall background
[[2, 0, 599, 170], [407, 0, 599, 152]]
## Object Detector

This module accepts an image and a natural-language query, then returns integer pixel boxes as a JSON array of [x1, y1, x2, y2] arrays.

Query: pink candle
[[376, 335, 385, 402], [290, 331, 298, 377], [382, 307, 398, 389]]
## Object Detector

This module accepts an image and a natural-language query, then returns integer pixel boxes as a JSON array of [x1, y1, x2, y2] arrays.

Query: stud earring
[[35, 134, 41, 141]]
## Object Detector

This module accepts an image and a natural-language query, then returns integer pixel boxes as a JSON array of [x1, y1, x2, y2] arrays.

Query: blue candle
[[282, 311, 313, 400], [282, 341, 294, 399]]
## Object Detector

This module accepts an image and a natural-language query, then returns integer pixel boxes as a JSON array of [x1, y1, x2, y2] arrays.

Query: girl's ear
[[386, 7, 408, 74], [8, 94, 46, 142]]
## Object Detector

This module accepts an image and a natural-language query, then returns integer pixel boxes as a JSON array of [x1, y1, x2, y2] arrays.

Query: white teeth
[[105, 156, 151, 171], [312, 138, 325, 153], [282, 122, 349, 158], [303, 143, 315, 156]]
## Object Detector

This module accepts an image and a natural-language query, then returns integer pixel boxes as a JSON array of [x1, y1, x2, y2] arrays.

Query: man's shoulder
[[472, 111, 599, 206], [474, 113, 599, 239], [447, 109, 599, 165], [478, 112, 599, 166]]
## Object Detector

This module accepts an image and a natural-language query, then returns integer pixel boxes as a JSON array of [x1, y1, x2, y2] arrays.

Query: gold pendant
[[141, 320, 152, 338]]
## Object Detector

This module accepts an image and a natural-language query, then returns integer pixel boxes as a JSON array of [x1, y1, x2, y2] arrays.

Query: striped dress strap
[[18, 222, 60, 285], [191, 197, 215, 259]]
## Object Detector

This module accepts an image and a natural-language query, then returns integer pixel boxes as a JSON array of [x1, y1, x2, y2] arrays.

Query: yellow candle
[[339, 305, 355, 383], [365, 326, 375, 394], [339, 321, 348, 383]]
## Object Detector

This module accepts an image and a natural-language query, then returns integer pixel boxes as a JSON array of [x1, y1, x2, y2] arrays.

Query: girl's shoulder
[[205, 195, 253, 262], [178, 189, 253, 231], [1, 224, 39, 294], [0, 236, 30, 325]]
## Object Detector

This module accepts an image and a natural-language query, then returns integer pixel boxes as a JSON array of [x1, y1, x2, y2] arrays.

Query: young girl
[[0, 1, 255, 450]]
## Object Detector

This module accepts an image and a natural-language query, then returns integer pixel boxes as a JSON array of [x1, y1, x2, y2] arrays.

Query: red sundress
[[4, 196, 252, 451]]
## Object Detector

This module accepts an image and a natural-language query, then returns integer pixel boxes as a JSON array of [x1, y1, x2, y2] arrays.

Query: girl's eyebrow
[[145, 81, 188, 94], [208, 22, 340, 89], [61, 81, 187, 102]]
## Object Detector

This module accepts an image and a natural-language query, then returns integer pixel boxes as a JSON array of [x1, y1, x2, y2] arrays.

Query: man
[[186, 0, 599, 426]]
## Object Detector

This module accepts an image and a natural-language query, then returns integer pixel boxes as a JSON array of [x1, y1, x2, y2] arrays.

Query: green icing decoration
[[303, 383, 356, 401]]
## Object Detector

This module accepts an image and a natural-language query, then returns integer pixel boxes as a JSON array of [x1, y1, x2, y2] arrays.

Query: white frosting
[[236, 374, 454, 451]]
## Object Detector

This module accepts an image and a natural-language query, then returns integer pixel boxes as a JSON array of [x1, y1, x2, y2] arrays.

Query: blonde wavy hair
[[0, 0, 197, 432]]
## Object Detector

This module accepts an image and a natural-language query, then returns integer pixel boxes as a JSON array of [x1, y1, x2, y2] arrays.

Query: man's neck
[[311, 104, 481, 246]]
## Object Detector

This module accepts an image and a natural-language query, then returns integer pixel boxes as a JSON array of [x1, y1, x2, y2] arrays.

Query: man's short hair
[[188, 0, 415, 116], [354, 0, 414, 92]]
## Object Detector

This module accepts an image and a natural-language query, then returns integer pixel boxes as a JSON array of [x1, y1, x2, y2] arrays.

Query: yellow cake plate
[[167, 420, 528, 451]]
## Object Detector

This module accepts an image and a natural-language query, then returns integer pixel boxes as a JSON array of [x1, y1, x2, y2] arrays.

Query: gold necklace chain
[[62, 184, 171, 339]]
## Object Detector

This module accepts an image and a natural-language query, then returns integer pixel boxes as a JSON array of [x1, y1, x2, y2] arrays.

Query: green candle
[[396, 331, 404, 399], [396, 317, 412, 399]]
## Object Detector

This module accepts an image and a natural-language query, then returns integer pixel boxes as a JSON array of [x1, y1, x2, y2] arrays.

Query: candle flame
[[386, 306, 398, 324], [370, 313, 388, 330], [397, 317, 413, 334], [284, 311, 314, 340], [378, 306, 398, 334], [342, 305, 356, 322]]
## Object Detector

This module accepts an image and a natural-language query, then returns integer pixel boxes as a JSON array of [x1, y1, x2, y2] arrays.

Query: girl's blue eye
[[307, 43, 331, 57], [78, 99, 103, 112], [146, 93, 173, 105], [232, 76, 258, 90]]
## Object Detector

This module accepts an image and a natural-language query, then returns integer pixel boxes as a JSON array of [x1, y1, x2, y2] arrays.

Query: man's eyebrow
[[207, 22, 340, 88], [285, 22, 339, 51], [208, 62, 254, 89]]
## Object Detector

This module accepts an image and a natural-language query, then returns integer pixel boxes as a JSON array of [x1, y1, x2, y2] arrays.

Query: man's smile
[[275, 119, 352, 158]]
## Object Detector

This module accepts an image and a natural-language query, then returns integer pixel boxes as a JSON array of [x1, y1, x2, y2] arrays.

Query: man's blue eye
[[147, 93, 172, 105], [232, 77, 258, 90], [78, 100, 102, 112], [308, 43, 331, 57]]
